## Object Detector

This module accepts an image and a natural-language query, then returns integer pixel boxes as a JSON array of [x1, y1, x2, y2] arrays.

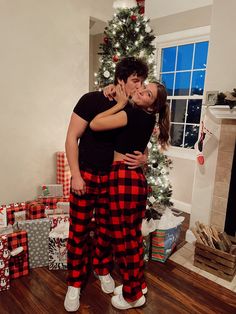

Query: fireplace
[[209, 115, 236, 235], [224, 141, 236, 236]]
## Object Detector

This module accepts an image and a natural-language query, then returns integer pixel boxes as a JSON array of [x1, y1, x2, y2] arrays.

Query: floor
[[169, 242, 236, 293]]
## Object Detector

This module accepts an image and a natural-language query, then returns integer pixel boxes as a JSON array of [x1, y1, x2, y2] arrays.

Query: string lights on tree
[[94, 1, 156, 88]]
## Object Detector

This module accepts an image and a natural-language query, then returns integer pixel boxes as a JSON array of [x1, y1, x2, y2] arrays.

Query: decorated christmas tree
[[95, 2, 156, 88], [95, 0, 173, 216], [145, 125, 173, 219]]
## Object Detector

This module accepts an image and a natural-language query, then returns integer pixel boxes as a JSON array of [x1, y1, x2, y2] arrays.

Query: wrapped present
[[0, 206, 7, 228], [0, 225, 14, 236], [151, 225, 181, 263], [18, 218, 50, 268], [14, 210, 26, 222], [26, 201, 46, 220], [0, 235, 10, 291], [56, 201, 69, 214], [49, 217, 69, 270], [40, 184, 63, 197], [38, 196, 69, 210], [48, 215, 70, 230], [6, 203, 26, 225], [8, 231, 29, 279], [56, 152, 71, 197]]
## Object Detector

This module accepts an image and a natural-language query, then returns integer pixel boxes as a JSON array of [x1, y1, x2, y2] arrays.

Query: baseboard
[[171, 199, 191, 214]]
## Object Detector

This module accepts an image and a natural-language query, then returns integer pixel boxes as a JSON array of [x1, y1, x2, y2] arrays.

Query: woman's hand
[[115, 82, 129, 108], [103, 84, 116, 100]]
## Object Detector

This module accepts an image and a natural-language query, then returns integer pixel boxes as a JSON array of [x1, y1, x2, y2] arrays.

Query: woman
[[90, 81, 170, 310]]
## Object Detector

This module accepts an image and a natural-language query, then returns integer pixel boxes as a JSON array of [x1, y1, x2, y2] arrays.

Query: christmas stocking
[[194, 122, 212, 165]]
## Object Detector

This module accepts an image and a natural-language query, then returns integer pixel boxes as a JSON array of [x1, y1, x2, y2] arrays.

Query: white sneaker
[[64, 286, 80, 312], [98, 274, 115, 294], [111, 294, 146, 310], [113, 284, 147, 296]]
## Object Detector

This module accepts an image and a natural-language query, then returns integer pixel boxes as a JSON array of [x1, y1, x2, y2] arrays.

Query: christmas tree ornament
[[103, 70, 110, 78], [112, 55, 119, 62], [145, 25, 151, 33], [130, 14, 137, 21], [103, 36, 109, 44]]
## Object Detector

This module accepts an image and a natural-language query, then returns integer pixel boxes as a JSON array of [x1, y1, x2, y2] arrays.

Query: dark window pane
[[160, 73, 174, 96], [186, 99, 202, 124], [161, 47, 177, 72], [174, 72, 191, 95], [171, 99, 187, 123], [194, 41, 209, 69], [176, 44, 194, 71], [184, 125, 199, 149], [191, 70, 205, 95], [170, 124, 184, 147]]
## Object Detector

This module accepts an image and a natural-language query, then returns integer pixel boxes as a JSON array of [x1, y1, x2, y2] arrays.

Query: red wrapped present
[[0, 235, 10, 291], [0, 206, 7, 228], [26, 201, 46, 220], [56, 152, 71, 197], [8, 231, 29, 279], [38, 196, 69, 210]]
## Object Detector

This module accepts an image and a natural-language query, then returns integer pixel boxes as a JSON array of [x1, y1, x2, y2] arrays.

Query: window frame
[[155, 26, 210, 160]]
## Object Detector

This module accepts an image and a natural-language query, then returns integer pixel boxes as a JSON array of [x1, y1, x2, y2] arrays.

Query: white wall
[[0, 0, 113, 204]]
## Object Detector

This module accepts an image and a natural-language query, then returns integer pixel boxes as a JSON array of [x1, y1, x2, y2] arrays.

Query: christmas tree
[[95, 4, 156, 88], [145, 125, 173, 219], [95, 1, 173, 216]]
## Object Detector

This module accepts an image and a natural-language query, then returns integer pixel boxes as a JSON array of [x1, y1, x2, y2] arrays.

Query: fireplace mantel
[[207, 105, 236, 119]]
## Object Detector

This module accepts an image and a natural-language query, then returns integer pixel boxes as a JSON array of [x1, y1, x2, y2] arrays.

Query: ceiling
[[89, 0, 213, 35]]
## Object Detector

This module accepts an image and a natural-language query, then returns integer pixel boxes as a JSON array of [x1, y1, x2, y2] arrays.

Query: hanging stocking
[[194, 121, 212, 165]]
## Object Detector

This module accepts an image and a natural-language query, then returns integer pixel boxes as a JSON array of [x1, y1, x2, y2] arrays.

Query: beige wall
[[0, 0, 113, 204], [151, 6, 212, 35], [190, 0, 236, 226]]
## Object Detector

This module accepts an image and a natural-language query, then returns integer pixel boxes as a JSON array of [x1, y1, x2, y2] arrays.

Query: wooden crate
[[194, 241, 236, 281]]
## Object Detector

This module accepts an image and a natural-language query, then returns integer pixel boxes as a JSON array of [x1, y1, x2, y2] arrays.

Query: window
[[159, 40, 209, 149]]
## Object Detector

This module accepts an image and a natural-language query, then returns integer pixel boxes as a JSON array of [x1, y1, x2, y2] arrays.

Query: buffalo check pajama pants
[[109, 161, 148, 302], [67, 169, 113, 288]]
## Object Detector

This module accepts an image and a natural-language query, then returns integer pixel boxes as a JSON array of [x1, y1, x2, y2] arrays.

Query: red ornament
[[130, 15, 137, 21], [103, 37, 109, 44], [113, 55, 119, 62], [148, 186, 153, 193]]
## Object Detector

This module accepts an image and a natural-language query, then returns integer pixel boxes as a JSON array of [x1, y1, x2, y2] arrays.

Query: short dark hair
[[114, 57, 148, 85]]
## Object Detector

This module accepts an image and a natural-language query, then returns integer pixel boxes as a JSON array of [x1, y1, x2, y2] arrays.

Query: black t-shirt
[[73, 91, 116, 171], [114, 104, 156, 154]]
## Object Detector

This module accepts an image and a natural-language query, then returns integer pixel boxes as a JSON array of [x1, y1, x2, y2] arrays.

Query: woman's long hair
[[151, 82, 170, 150]]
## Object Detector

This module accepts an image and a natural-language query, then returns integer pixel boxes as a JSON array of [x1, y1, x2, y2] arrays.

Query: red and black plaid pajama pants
[[67, 169, 113, 288], [109, 161, 147, 302]]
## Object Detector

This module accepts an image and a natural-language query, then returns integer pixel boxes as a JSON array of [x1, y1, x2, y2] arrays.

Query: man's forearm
[[65, 137, 81, 179]]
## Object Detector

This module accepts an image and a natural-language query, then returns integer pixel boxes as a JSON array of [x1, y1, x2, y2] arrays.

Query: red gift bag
[[8, 231, 29, 279]]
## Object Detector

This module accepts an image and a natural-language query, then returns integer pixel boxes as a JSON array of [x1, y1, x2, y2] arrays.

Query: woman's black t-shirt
[[114, 104, 156, 154]]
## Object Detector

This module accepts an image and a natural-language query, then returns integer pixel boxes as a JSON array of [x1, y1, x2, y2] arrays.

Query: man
[[64, 57, 148, 312]]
